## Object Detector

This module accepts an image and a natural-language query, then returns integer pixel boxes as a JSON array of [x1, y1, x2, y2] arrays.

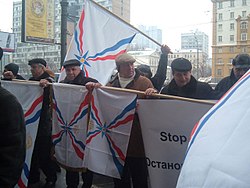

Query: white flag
[[177, 71, 250, 188], [1, 81, 44, 188], [59, 0, 138, 84], [52, 83, 89, 168], [83, 88, 137, 178]]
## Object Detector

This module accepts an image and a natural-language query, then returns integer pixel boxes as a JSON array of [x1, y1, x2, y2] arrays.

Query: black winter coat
[[150, 54, 168, 91], [161, 76, 219, 100], [0, 86, 26, 187], [60, 70, 98, 85], [29, 71, 54, 137], [215, 70, 237, 96]]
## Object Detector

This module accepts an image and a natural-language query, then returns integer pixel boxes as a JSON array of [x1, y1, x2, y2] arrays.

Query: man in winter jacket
[[161, 57, 219, 100], [215, 54, 250, 96], [27, 58, 57, 188]]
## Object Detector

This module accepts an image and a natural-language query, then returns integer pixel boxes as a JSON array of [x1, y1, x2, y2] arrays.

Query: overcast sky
[[0, 0, 213, 53]]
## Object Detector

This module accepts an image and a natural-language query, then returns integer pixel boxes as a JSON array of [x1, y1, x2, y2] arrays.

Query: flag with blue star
[[59, 0, 137, 84], [83, 88, 137, 178]]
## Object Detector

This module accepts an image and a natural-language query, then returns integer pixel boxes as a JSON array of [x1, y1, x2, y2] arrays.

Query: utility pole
[[60, 0, 68, 67], [194, 33, 199, 79]]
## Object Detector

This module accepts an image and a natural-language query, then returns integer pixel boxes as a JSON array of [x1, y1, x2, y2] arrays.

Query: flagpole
[[5, 80, 215, 105], [101, 86, 216, 105], [89, 0, 162, 47]]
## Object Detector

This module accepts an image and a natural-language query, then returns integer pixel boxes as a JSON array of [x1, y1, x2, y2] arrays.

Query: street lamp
[[194, 33, 199, 79]]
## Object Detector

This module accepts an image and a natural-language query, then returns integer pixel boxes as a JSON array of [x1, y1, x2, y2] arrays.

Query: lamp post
[[194, 33, 199, 79], [60, 0, 68, 67]]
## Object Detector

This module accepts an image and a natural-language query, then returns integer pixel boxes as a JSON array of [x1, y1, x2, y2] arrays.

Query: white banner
[[52, 83, 90, 169], [137, 99, 213, 188], [1, 81, 43, 188], [84, 88, 137, 178]]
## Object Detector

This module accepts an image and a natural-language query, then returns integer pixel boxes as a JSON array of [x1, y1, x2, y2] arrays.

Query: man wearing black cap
[[161, 57, 217, 99], [2, 63, 25, 80], [137, 44, 171, 91], [60, 59, 99, 188], [27, 58, 57, 188], [215, 54, 250, 95]]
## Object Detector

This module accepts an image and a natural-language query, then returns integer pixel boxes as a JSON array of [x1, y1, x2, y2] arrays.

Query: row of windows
[[218, 0, 247, 9], [218, 33, 248, 42], [218, 11, 247, 21], [215, 46, 248, 54], [218, 22, 248, 32]]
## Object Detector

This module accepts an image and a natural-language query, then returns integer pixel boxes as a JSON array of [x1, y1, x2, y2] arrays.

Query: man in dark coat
[[137, 44, 171, 91], [27, 58, 57, 188], [215, 54, 250, 96], [0, 48, 26, 187], [60, 59, 99, 188], [2, 63, 25, 80], [161, 57, 218, 99]]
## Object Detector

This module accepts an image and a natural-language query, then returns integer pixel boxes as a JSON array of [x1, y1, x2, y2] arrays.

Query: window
[[218, 47, 222, 53], [230, 12, 234, 19], [241, 22, 247, 29], [218, 2, 223, 9], [242, 47, 247, 53], [230, 35, 234, 42], [229, 46, 234, 53], [241, 33, 247, 41], [217, 69, 222, 76], [242, 0, 247, 6], [218, 36, 223, 42], [218, 59, 223, 64], [218, 24, 223, 31], [218, 13, 223, 20], [230, 0, 235, 7], [230, 23, 234, 30], [242, 11, 247, 17]]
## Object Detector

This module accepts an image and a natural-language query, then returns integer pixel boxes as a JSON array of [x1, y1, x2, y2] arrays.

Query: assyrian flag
[[52, 83, 90, 168], [177, 71, 250, 188], [83, 88, 137, 178], [1, 81, 43, 188], [59, 0, 137, 84]]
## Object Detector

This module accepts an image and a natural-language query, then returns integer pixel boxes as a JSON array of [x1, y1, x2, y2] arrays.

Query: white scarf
[[118, 71, 135, 88]]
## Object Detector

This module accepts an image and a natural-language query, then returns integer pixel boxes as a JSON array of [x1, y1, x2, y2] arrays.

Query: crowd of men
[[1, 45, 250, 188]]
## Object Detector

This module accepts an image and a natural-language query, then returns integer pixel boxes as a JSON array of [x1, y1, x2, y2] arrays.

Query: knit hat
[[4, 63, 19, 76]]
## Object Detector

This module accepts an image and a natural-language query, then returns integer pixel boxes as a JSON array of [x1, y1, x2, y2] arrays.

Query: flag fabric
[[1, 81, 43, 188], [177, 71, 250, 188], [137, 99, 212, 188], [59, 0, 137, 84], [52, 83, 90, 168], [83, 88, 137, 178]]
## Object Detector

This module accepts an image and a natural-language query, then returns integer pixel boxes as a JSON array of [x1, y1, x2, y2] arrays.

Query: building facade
[[211, 0, 250, 82], [181, 30, 209, 56], [131, 25, 162, 50], [12, 0, 131, 77], [168, 49, 209, 79]]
